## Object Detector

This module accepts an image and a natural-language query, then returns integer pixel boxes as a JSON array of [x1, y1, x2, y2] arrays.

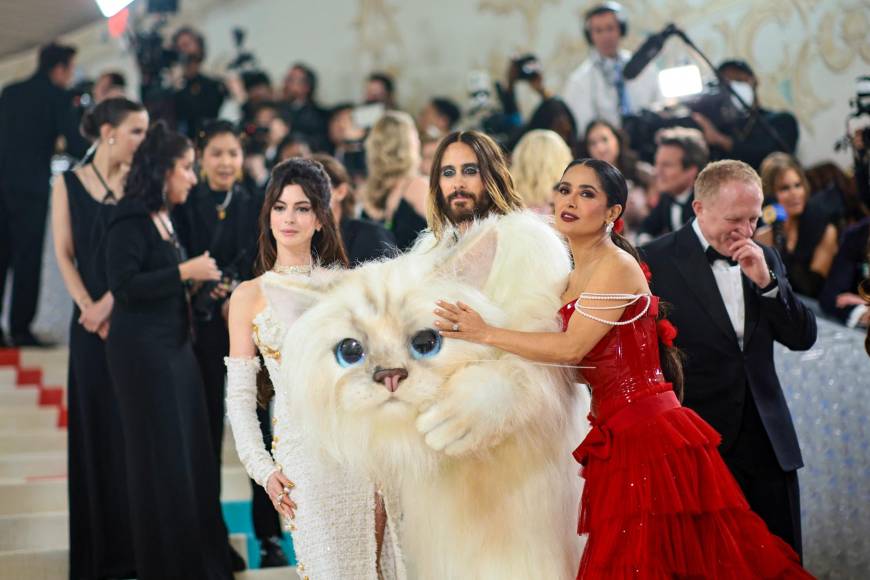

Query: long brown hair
[[426, 130, 524, 239], [760, 152, 810, 207], [311, 153, 355, 219], [254, 158, 348, 406], [255, 158, 348, 275], [564, 158, 685, 396]]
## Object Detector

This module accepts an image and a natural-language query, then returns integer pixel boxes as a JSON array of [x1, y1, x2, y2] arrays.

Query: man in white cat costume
[[265, 132, 590, 579]]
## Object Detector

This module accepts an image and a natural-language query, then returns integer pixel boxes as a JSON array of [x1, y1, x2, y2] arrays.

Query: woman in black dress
[[755, 152, 839, 297], [104, 121, 232, 580], [173, 121, 259, 466], [51, 98, 147, 580], [173, 120, 286, 568]]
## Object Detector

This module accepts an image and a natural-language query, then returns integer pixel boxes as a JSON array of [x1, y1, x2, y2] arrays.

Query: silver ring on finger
[[452, 323, 460, 332], [276, 492, 284, 503]]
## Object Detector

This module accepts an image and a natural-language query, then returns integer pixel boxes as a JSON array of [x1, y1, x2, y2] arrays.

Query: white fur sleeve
[[225, 356, 277, 488]]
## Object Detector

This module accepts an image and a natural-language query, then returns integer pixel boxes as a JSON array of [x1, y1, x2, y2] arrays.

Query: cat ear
[[260, 268, 344, 326], [438, 224, 498, 290]]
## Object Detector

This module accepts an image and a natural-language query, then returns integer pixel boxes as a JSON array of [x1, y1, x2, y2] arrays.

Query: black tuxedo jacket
[[641, 222, 817, 471], [640, 190, 695, 239]]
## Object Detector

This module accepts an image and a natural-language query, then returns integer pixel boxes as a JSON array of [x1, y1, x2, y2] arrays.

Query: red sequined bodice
[[559, 295, 670, 421]]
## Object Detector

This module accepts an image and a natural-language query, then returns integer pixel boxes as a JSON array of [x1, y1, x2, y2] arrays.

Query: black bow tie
[[705, 246, 737, 267]]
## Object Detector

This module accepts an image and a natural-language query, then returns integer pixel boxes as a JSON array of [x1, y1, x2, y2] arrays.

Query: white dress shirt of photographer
[[562, 2, 660, 134]]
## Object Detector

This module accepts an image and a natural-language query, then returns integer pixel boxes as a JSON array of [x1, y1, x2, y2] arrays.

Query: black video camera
[[851, 76, 870, 150], [130, 18, 179, 79], [192, 262, 242, 323], [835, 76, 870, 154], [512, 54, 542, 81]]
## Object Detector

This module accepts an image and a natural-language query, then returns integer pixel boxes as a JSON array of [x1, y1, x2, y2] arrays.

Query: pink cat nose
[[373, 367, 409, 392]]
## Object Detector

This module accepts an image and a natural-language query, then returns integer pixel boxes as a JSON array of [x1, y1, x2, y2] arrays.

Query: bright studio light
[[95, 0, 135, 17], [658, 65, 703, 99]]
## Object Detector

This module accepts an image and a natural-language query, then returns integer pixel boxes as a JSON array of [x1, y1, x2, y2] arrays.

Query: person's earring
[[605, 221, 614, 234]]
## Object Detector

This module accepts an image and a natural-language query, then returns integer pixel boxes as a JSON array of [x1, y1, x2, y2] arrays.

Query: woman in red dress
[[434, 158, 812, 579]]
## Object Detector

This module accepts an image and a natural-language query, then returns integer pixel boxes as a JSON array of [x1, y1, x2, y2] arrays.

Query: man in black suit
[[691, 60, 799, 171], [0, 42, 88, 346], [638, 126, 708, 243], [171, 27, 226, 139], [642, 160, 816, 557]]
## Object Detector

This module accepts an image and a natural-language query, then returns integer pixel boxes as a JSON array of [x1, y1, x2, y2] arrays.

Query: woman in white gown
[[225, 158, 403, 579]]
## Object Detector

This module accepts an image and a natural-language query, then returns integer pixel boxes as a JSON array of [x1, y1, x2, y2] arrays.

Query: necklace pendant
[[217, 208, 226, 221]]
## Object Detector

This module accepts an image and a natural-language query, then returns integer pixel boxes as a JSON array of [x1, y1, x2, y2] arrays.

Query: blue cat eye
[[409, 329, 442, 360], [335, 338, 365, 367]]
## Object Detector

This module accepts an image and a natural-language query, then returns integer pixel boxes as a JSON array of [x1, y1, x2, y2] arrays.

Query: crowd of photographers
[[0, 4, 868, 577], [1, 1, 869, 355]]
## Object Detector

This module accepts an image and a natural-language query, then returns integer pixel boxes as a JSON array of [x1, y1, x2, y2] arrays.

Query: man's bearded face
[[437, 142, 493, 225]]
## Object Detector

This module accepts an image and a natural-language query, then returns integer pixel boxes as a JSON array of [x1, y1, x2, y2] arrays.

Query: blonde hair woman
[[511, 129, 573, 215], [360, 111, 428, 250]]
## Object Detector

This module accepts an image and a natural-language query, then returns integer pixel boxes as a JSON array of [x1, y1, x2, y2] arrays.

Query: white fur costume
[[266, 212, 590, 579]]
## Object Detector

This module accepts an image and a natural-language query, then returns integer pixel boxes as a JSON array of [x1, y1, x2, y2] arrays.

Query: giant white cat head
[[267, 212, 571, 480]]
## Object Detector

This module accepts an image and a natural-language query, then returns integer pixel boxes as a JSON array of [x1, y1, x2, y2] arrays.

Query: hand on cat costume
[[416, 363, 516, 456], [433, 300, 491, 344]]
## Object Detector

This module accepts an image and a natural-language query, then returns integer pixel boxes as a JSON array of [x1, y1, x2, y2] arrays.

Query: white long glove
[[224, 356, 278, 488]]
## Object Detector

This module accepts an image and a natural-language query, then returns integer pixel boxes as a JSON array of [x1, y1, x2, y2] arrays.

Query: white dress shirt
[[562, 48, 661, 134], [692, 220, 778, 350], [670, 189, 692, 233]]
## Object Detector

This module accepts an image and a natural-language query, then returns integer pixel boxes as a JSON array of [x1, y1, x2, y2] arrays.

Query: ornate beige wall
[[1, 0, 867, 167]]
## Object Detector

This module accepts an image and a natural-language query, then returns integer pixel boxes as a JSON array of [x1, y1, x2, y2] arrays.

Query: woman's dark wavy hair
[[80, 97, 144, 140], [254, 157, 348, 275], [563, 158, 685, 396], [254, 158, 348, 406], [124, 121, 192, 211]]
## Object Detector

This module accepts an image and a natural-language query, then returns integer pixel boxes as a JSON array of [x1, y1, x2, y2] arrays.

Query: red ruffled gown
[[560, 294, 813, 579]]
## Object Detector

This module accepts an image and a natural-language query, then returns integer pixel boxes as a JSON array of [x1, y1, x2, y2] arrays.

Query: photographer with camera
[[496, 54, 581, 154], [171, 26, 227, 139], [818, 89, 870, 328], [562, 2, 660, 136], [690, 60, 798, 171]]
